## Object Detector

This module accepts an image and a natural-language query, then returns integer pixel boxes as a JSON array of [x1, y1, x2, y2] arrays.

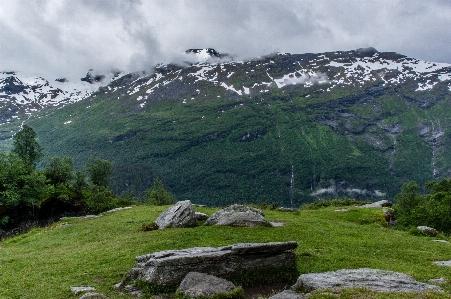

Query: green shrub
[[394, 179, 451, 234]]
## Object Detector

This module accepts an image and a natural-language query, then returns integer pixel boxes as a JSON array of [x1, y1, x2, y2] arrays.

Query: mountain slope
[[25, 48, 451, 206], [0, 70, 125, 151]]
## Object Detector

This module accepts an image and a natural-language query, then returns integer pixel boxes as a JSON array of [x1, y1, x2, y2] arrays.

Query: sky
[[1, 0, 451, 81]]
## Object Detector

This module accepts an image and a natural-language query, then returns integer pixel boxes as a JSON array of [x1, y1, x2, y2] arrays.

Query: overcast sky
[[1, 0, 451, 81]]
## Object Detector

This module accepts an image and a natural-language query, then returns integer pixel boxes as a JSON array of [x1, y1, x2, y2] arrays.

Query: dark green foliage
[[85, 157, 112, 188], [44, 156, 74, 186], [145, 178, 175, 205], [11, 125, 43, 170], [394, 179, 451, 233], [0, 142, 128, 231], [0, 152, 47, 208]]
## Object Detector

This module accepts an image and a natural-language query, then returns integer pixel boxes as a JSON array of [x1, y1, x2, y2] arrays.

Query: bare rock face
[[177, 272, 237, 298], [155, 200, 198, 229], [126, 241, 298, 287], [292, 268, 443, 293], [205, 204, 269, 227]]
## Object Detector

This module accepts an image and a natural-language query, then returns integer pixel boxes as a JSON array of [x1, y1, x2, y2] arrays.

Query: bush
[[394, 179, 451, 234], [145, 178, 175, 206]]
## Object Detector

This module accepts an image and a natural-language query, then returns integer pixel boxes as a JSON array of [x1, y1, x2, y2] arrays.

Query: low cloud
[[1, 0, 451, 80]]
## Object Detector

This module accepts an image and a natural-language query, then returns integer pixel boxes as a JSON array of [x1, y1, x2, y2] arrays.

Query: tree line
[[0, 125, 174, 232]]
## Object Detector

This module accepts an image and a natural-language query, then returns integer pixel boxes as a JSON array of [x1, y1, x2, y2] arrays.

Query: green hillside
[[28, 77, 451, 206], [0, 204, 450, 298]]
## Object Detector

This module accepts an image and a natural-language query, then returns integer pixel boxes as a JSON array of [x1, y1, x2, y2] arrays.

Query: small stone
[[71, 286, 96, 295], [178, 272, 236, 298], [433, 240, 450, 244], [417, 226, 438, 237], [124, 285, 144, 297], [428, 278, 447, 285], [79, 292, 109, 299], [434, 261, 451, 267]]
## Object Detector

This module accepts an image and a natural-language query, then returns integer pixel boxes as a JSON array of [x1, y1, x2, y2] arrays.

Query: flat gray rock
[[178, 272, 236, 297], [71, 286, 96, 295], [79, 293, 109, 299], [206, 204, 269, 227], [434, 261, 451, 266], [359, 200, 391, 208], [292, 268, 443, 293], [417, 226, 438, 237], [155, 200, 198, 229], [126, 241, 297, 287], [268, 290, 306, 299]]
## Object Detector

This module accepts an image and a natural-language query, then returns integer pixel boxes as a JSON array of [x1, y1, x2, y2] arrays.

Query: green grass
[[0, 204, 450, 298]]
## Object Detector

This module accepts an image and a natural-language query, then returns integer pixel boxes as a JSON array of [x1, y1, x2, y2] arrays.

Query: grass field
[[0, 203, 450, 298]]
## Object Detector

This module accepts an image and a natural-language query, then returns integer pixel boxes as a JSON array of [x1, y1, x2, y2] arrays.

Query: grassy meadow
[[0, 204, 450, 299]]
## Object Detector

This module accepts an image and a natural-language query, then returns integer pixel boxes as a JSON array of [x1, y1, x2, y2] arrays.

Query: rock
[[359, 200, 391, 208], [434, 261, 451, 266], [155, 200, 198, 229], [195, 212, 209, 221], [71, 286, 96, 295], [428, 278, 447, 285], [417, 226, 438, 237], [177, 272, 237, 297], [79, 293, 109, 299], [205, 204, 269, 227], [126, 241, 298, 287], [268, 290, 306, 299], [292, 268, 443, 293], [105, 206, 132, 213], [124, 285, 144, 297], [433, 240, 450, 244]]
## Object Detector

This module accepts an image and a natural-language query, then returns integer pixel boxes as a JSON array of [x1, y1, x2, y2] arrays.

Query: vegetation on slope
[[0, 204, 450, 298], [27, 78, 451, 207]]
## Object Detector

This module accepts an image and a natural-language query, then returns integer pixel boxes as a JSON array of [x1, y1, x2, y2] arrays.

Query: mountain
[[0, 70, 126, 151], [15, 48, 451, 206]]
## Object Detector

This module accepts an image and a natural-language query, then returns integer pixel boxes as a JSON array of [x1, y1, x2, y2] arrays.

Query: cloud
[[1, 0, 451, 80]]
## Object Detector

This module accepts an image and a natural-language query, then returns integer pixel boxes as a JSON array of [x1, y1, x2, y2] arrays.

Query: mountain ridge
[[7, 48, 451, 206]]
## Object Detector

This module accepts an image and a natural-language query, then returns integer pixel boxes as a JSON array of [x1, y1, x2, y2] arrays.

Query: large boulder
[[177, 272, 237, 298], [126, 241, 298, 287], [155, 200, 198, 229], [205, 204, 269, 227], [292, 268, 443, 293]]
